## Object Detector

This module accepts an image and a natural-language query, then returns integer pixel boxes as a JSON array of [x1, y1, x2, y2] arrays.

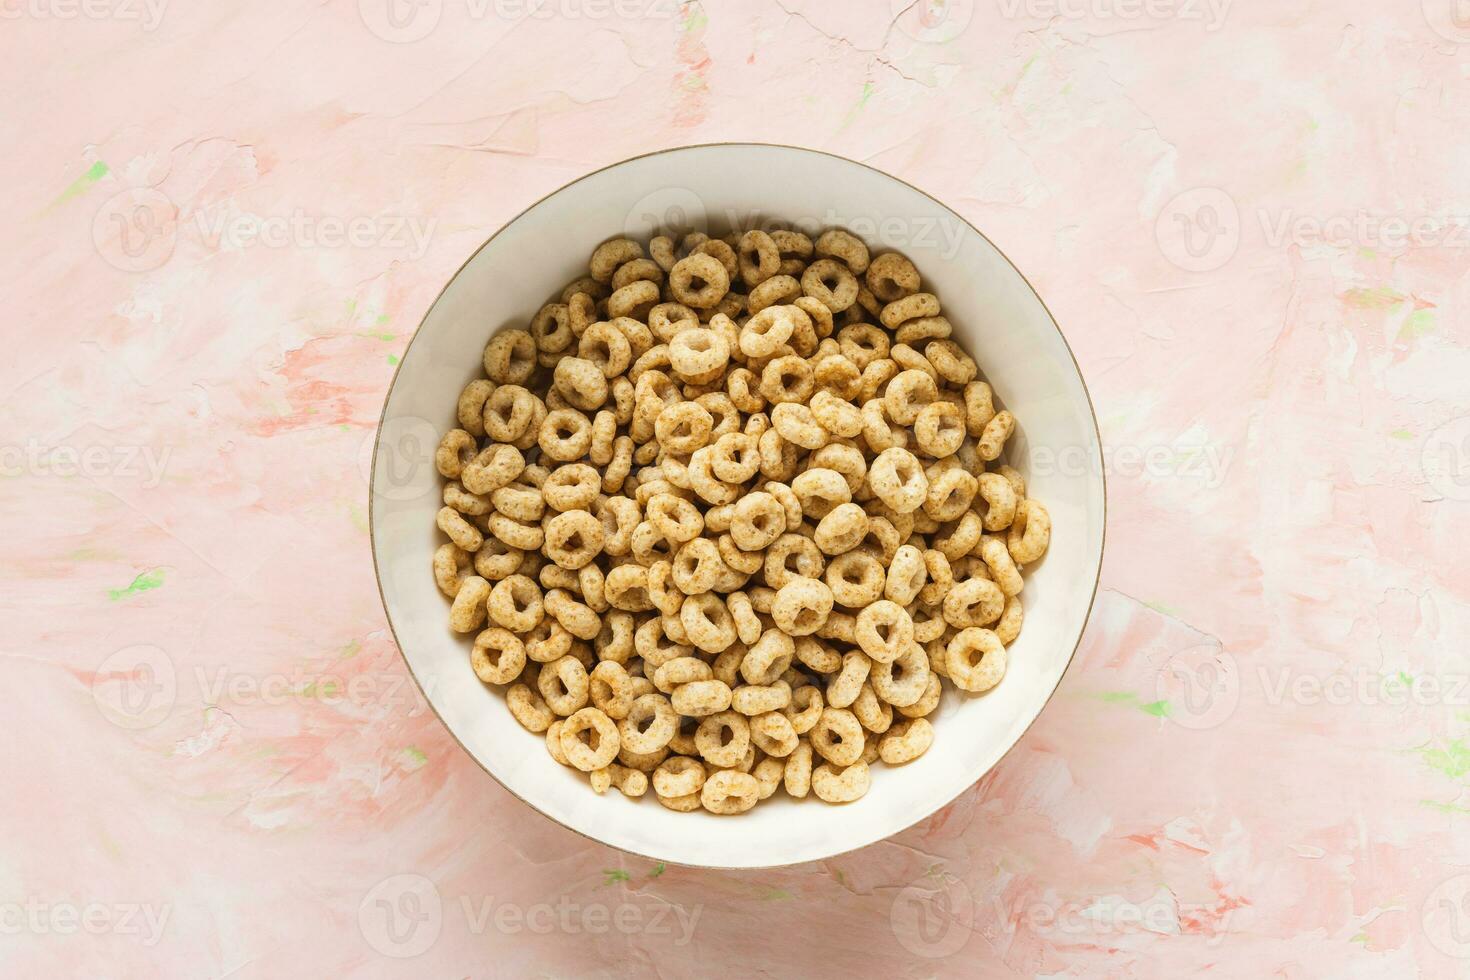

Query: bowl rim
[[369, 140, 1107, 869]]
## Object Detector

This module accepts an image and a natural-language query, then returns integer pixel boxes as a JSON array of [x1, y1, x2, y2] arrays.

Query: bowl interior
[[371, 144, 1104, 869]]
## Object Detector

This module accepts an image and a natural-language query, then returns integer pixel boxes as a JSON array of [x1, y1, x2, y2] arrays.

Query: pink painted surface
[[4, 1, 1470, 976]]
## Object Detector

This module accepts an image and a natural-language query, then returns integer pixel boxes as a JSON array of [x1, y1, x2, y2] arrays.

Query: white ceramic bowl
[[370, 143, 1105, 869]]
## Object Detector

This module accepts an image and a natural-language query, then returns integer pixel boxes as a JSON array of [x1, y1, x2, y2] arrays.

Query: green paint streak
[[400, 746, 428, 770], [649, 863, 666, 877], [1420, 799, 1470, 815], [1350, 931, 1369, 945], [52, 160, 109, 207], [1397, 309, 1435, 343], [681, 5, 707, 32], [757, 886, 793, 901], [107, 568, 165, 601], [1342, 286, 1406, 311], [1390, 429, 1415, 441], [348, 502, 369, 534], [339, 638, 362, 659], [375, 313, 390, 325], [1357, 247, 1376, 260], [1419, 740, 1470, 781], [1095, 691, 1170, 717], [387, 354, 399, 366], [356, 330, 396, 342], [838, 81, 875, 131], [604, 869, 631, 885], [1143, 599, 1180, 617]]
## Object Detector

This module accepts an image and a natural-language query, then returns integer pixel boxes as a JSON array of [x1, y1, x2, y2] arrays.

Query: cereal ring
[[667, 328, 730, 384], [653, 755, 706, 798], [1007, 499, 1050, 564], [811, 760, 871, 804], [879, 718, 934, 764], [879, 292, 940, 330], [590, 238, 643, 283], [552, 357, 608, 412], [559, 707, 620, 771], [542, 464, 601, 512], [507, 682, 555, 733], [671, 536, 727, 595], [812, 503, 867, 556], [482, 330, 536, 384], [738, 230, 781, 287], [826, 651, 871, 710], [895, 316, 952, 347], [488, 574, 544, 633], [739, 305, 796, 358], [810, 707, 865, 766], [979, 410, 1016, 461], [808, 389, 864, 438], [695, 711, 750, 768], [840, 324, 890, 370], [851, 682, 893, 734], [747, 274, 801, 314], [730, 491, 787, 551], [490, 483, 543, 522], [884, 544, 927, 605], [822, 551, 884, 608], [434, 543, 472, 598], [471, 627, 526, 685], [530, 302, 574, 354], [646, 493, 704, 545], [913, 401, 966, 458], [435, 429, 478, 479], [801, 258, 859, 313], [749, 711, 799, 758], [669, 252, 730, 308], [815, 229, 870, 274], [866, 252, 920, 303], [734, 681, 793, 716], [437, 505, 483, 552], [742, 629, 795, 685], [942, 576, 1004, 628], [783, 686, 824, 736], [449, 575, 491, 633], [760, 355, 815, 406], [978, 534, 1024, 597], [763, 533, 824, 589], [653, 401, 713, 456], [589, 660, 633, 720], [947, 627, 1007, 693], [679, 592, 738, 654], [883, 370, 938, 426], [855, 600, 915, 664], [672, 679, 734, 718], [457, 381, 494, 438], [701, 770, 760, 814], [784, 740, 814, 798], [771, 576, 833, 636], [923, 469, 978, 523], [868, 447, 928, 514], [869, 642, 930, 707], [619, 693, 677, 753], [543, 510, 604, 570], [545, 588, 601, 640], [538, 655, 591, 716]]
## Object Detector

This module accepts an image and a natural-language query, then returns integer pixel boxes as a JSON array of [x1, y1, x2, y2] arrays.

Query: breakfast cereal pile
[[432, 226, 1050, 814]]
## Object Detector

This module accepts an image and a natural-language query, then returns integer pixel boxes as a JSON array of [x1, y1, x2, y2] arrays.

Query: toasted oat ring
[[542, 464, 600, 512], [772, 576, 833, 636], [603, 564, 653, 613], [870, 642, 930, 707], [947, 627, 1007, 693], [727, 491, 784, 552], [701, 770, 761, 815], [759, 354, 814, 406], [868, 447, 929, 514], [883, 369, 938, 426], [530, 302, 573, 353], [488, 574, 544, 632], [590, 238, 643, 283], [879, 292, 940, 330], [668, 328, 730, 383], [813, 503, 868, 556], [747, 274, 801, 314], [578, 321, 633, 379], [801, 258, 859, 313], [543, 510, 604, 570], [808, 389, 864, 438], [670, 536, 726, 595], [763, 532, 824, 589], [810, 707, 865, 766], [471, 627, 526, 685], [434, 543, 471, 598], [589, 660, 633, 720], [618, 693, 676, 753], [645, 494, 703, 545], [695, 711, 750, 768], [483, 385, 538, 444], [980, 534, 1024, 597], [435, 429, 478, 479], [741, 629, 795, 686], [448, 575, 490, 633], [559, 707, 620, 771], [1007, 499, 1051, 564], [482, 329, 536, 384], [437, 505, 482, 552], [823, 551, 884, 608], [942, 576, 1005, 628], [854, 600, 915, 664], [866, 252, 920, 303], [654, 401, 714, 455], [507, 682, 555, 732], [653, 755, 706, 798], [457, 380, 494, 437], [815, 229, 870, 274], [838, 324, 890, 370], [895, 316, 952, 347], [783, 686, 824, 736], [733, 682, 792, 716], [883, 544, 927, 605], [669, 252, 730, 308], [913, 401, 966, 458], [538, 654, 590, 716], [552, 356, 609, 412], [679, 592, 738, 654], [880, 718, 934, 764], [740, 305, 796, 358], [974, 473, 1018, 532], [783, 741, 813, 798], [738, 229, 781, 287], [979, 409, 1016, 461], [923, 469, 978, 523], [749, 711, 798, 758]]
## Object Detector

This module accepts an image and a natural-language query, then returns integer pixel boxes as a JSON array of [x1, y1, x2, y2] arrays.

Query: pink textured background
[[5, 1, 1470, 976]]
